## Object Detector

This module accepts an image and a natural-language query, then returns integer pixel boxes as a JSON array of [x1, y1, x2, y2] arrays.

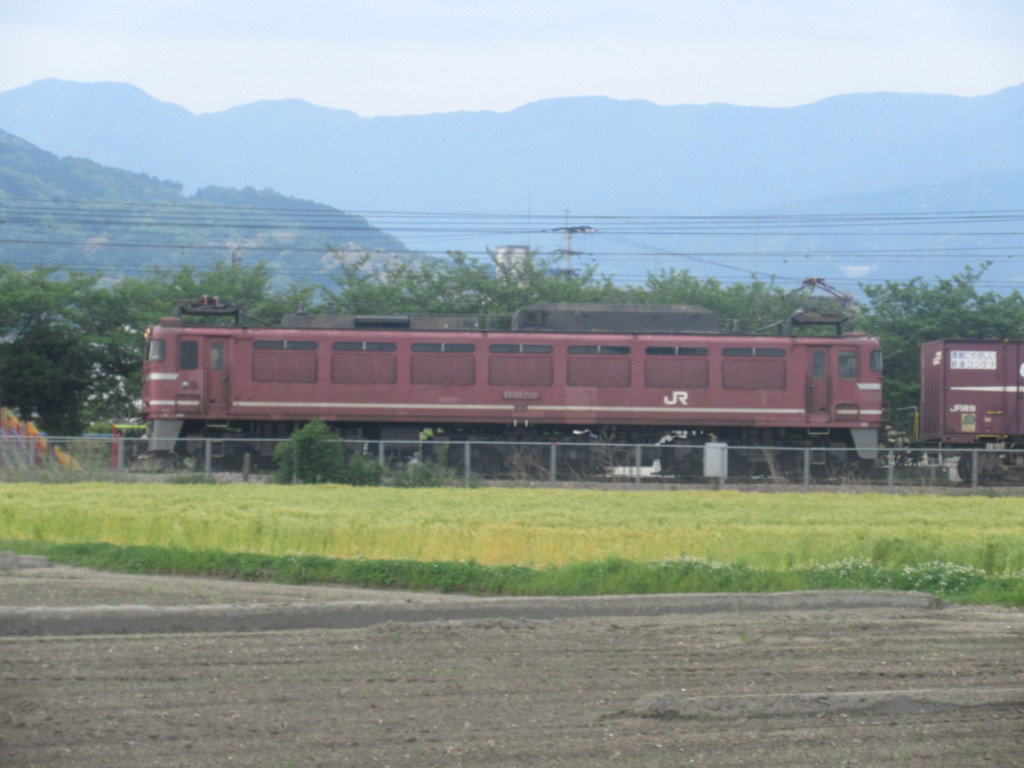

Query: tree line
[[2, 251, 1022, 436]]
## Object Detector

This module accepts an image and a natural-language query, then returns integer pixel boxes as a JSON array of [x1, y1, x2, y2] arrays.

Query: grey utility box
[[703, 442, 729, 479]]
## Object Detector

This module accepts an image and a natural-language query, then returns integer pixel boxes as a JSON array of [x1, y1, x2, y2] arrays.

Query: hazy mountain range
[[0, 79, 1021, 289]]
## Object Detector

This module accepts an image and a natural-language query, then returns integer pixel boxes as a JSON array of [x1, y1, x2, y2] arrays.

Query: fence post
[[549, 442, 557, 484], [204, 438, 213, 479], [887, 450, 895, 492], [292, 438, 298, 484], [803, 448, 811, 490], [464, 441, 472, 486], [971, 450, 979, 489], [634, 444, 642, 487]]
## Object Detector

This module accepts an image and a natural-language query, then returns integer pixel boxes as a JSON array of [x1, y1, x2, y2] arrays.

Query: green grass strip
[[4, 539, 1022, 607]]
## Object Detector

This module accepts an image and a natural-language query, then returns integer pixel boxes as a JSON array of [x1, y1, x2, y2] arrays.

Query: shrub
[[389, 442, 461, 487], [273, 420, 382, 485]]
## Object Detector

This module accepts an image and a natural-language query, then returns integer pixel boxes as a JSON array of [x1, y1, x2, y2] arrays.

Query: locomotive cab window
[[838, 351, 858, 379], [147, 338, 165, 362], [870, 349, 883, 372], [178, 340, 198, 370]]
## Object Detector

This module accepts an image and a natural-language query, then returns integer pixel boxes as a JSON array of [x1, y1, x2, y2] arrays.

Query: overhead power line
[[2, 197, 1022, 287]]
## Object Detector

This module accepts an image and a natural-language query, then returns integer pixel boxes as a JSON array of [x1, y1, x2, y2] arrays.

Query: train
[[139, 300, 885, 476], [919, 339, 1024, 481]]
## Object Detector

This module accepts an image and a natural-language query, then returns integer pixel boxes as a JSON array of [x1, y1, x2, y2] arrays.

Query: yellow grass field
[[1, 483, 1022, 572]]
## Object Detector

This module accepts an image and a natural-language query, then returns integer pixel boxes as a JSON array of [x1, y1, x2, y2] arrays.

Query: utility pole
[[552, 212, 596, 275]]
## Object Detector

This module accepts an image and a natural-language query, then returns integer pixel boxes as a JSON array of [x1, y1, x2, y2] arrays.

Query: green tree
[[0, 265, 116, 431], [126, 261, 317, 327], [631, 268, 797, 331], [321, 250, 624, 320], [0, 321, 94, 434]]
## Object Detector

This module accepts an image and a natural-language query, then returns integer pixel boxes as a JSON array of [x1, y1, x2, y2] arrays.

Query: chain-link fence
[[3, 433, 1024, 493]]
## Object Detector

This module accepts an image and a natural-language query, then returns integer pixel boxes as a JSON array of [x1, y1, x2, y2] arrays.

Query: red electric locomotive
[[140, 302, 882, 475]]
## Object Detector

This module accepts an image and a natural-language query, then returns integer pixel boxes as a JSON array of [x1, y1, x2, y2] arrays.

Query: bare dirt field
[[1, 555, 1022, 768]]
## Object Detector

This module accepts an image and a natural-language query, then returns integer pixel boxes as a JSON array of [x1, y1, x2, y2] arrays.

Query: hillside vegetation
[[0, 129, 405, 282]]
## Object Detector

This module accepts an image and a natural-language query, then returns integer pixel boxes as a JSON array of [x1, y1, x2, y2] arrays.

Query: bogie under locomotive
[[140, 303, 883, 476]]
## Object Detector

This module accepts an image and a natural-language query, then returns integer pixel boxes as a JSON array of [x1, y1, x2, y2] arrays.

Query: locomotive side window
[[568, 345, 630, 355], [838, 351, 858, 379], [332, 341, 398, 352], [645, 346, 707, 356], [179, 340, 198, 370], [490, 344, 554, 354], [870, 349, 883, 372], [147, 338, 165, 362], [411, 343, 476, 353], [722, 347, 785, 357], [254, 340, 318, 350]]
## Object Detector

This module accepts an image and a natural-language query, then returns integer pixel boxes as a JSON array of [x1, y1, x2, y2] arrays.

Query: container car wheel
[[958, 451, 1010, 485]]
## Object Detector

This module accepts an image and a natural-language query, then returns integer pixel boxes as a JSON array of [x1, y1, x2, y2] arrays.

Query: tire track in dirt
[[0, 589, 940, 636]]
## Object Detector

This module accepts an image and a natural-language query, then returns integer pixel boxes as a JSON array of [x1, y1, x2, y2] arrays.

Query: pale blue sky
[[1, 0, 1022, 115]]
